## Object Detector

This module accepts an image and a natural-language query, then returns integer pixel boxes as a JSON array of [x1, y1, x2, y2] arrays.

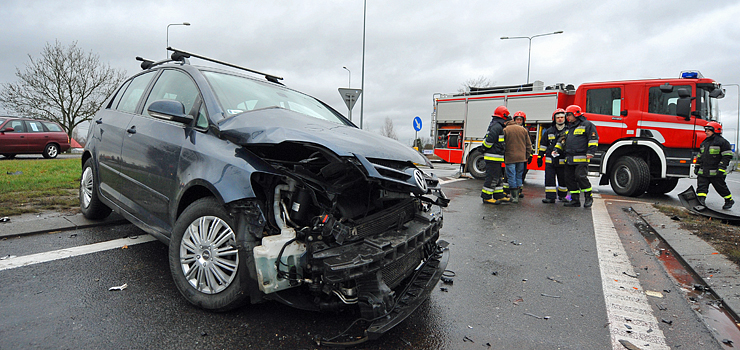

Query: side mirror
[[677, 88, 691, 98], [659, 83, 673, 93], [0, 127, 15, 134], [147, 100, 194, 125], [710, 88, 725, 98]]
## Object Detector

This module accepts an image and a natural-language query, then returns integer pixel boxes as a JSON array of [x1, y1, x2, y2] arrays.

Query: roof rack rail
[[166, 47, 284, 84], [135, 56, 177, 70]]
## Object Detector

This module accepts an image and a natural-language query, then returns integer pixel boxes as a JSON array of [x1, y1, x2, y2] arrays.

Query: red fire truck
[[431, 71, 726, 196]]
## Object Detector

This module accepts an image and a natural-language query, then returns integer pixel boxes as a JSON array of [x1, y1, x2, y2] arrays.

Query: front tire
[[43, 143, 59, 158], [609, 156, 650, 197], [169, 197, 249, 312], [80, 158, 112, 219], [468, 150, 486, 179]]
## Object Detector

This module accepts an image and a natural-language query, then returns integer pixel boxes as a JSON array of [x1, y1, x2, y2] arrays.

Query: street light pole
[[343, 66, 351, 88], [723, 84, 740, 157], [167, 22, 191, 58], [500, 31, 563, 84], [360, 0, 366, 129]]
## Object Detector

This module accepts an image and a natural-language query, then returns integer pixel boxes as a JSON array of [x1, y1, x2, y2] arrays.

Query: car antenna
[[167, 47, 284, 84]]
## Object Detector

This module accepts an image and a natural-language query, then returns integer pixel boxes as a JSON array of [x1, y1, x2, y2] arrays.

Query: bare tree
[[458, 75, 495, 93], [380, 117, 398, 140], [0, 41, 126, 142]]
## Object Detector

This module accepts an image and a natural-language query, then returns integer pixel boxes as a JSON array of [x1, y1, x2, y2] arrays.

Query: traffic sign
[[338, 88, 362, 110], [413, 116, 422, 131]]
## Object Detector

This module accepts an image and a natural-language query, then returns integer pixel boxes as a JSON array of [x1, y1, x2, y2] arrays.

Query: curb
[[0, 212, 128, 238], [630, 202, 740, 322]]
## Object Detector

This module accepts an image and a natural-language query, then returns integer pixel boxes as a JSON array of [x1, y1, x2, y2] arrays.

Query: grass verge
[[0, 157, 81, 217], [655, 203, 740, 266]]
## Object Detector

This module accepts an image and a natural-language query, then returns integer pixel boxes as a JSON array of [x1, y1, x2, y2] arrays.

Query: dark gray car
[[80, 49, 449, 343]]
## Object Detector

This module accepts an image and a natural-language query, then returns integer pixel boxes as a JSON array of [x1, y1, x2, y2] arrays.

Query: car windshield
[[0, 118, 5, 125], [202, 71, 348, 125]]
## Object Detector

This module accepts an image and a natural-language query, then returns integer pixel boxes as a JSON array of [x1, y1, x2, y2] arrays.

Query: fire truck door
[[582, 85, 626, 144], [638, 84, 696, 149]]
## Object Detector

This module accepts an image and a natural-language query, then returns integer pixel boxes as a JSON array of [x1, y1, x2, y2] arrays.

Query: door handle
[[127, 126, 136, 134]]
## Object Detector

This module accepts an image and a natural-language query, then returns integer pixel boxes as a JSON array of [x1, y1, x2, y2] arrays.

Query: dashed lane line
[[0, 235, 157, 271], [591, 195, 670, 349]]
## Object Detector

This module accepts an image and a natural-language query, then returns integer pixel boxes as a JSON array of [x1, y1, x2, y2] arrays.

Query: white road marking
[[0, 235, 158, 271], [591, 195, 669, 349]]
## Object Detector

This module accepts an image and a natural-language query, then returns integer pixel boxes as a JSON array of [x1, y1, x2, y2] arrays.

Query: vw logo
[[413, 169, 428, 192]]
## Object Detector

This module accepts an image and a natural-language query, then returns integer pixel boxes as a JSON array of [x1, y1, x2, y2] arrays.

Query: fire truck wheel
[[468, 150, 486, 179], [646, 178, 679, 194], [610, 156, 650, 197]]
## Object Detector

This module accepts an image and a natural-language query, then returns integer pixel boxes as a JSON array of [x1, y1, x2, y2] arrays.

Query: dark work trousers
[[564, 163, 592, 197], [544, 163, 568, 200], [697, 175, 731, 198], [481, 160, 505, 200]]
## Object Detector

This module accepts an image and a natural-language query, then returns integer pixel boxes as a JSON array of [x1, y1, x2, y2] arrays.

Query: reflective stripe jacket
[[483, 117, 507, 162], [555, 116, 598, 165], [538, 124, 567, 167], [696, 134, 733, 177]]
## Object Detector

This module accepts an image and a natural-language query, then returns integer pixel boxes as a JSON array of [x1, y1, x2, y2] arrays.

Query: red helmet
[[513, 111, 526, 122], [493, 105, 510, 120], [565, 105, 583, 117], [552, 108, 566, 121], [705, 121, 723, 134]]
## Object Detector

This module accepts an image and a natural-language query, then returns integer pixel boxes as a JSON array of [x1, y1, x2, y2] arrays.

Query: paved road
[[0, 168, 736, 349]]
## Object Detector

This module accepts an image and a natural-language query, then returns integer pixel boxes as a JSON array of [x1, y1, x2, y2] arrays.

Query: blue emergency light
[[680, 71, 704, 79]]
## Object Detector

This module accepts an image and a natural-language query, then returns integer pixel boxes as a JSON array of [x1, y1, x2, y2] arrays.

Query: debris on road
[[491, 271, 498, 276], [645, 290, 664, 298], [670, 215, 680, 221], [0, 255, 16, 260], [108, 283, 128, 291], [618, 339, 641, 350], [0, 217, 10, 223], [510, 240, 522, 245], [463, 336, 474, 343], [6, 171, 23, 175], [623, 271, 639, 278], [524, 313, 542, 319], [723, 339, 733, 345], [541, 293, 561, 298], [547, 276, 563, 284], [513, 297, 524, 305], [440, 287, 448, 292], [441, 276, 454, 285], [661, 318, 673, 325]]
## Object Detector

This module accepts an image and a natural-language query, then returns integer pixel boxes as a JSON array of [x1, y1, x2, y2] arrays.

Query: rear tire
[[169, 197, 250, 312], [80, 158, 112, 220], [468, 150, 486, 179], [43, 143, 59, 159], [646, 178, 679, 194], [609, 156, 650, 197]]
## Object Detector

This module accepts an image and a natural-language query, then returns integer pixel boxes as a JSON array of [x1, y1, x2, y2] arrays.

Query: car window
[[648, 85, 691, 116], [7, 120, 26, 132], [202, 70, 347, 125], [43, 122, 63, 132], [108, 80, 131, 110], [117, 71, 156, 114], [586, 87, 621, 116], [25, 120, 45, 132], [0, 118, 5, 126], [143, 69, 201, 119], [195, 103, 208, 129]]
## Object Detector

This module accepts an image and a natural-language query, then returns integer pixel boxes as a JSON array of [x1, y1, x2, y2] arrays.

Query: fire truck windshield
[[698, 87, 721, 121]]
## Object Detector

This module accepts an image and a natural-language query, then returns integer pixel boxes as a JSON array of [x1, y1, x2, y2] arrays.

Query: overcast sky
[[2, 0, 739, 146]]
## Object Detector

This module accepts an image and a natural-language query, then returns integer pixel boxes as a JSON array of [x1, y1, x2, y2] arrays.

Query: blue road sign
[[413, 116, 422, 131]]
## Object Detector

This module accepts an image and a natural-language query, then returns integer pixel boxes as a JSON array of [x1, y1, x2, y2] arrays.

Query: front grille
[[349, 199, 417, 241], [381, 248, 421, 288]]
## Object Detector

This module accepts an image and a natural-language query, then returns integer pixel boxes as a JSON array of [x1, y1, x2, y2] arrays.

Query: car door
[[94, 71, 156, 205], [24, 120, 48, 153], [119, 69, 201, 234], [0, 119, 28, 154]]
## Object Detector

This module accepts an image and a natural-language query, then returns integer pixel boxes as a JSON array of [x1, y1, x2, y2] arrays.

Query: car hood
[[218, 107, 427, 164]]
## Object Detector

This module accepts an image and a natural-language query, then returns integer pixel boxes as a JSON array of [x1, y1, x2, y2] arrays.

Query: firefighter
[[554, 105, 598, 208], [481, 105, 511, 204], [695, 121, 734, 209], [504, 111, 532, 203], [538, 108, 569, 203]]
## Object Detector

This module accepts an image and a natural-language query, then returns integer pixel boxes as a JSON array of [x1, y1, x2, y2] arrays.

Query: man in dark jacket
[[504, 111, 532, 203], [554, 105, 598, 208], [481, 105, 511, 205], [695, 121, 734, 209], [538, 108, 569, 203]]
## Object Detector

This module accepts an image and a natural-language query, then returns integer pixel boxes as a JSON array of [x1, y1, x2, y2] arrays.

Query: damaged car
[[81, 49, 449, 341]]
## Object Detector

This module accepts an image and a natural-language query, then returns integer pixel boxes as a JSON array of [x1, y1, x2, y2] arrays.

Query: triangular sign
[[338, 88, 362, 110]]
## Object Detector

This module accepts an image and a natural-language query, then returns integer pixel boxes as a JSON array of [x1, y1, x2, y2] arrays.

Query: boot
[[564, 194, 581, 207], [584, 193, 593, 208], [542, 198, 556, 203], [483, 198, 499, 205], [518, 186, 524, 198], [497, 195, 511, 204], [723, 198, 735, 210], [697, 195, 706, 206], [511, 189, 519, 203]]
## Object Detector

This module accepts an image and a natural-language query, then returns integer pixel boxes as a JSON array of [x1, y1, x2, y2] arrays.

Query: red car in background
[[0, 117, 71, 159]]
